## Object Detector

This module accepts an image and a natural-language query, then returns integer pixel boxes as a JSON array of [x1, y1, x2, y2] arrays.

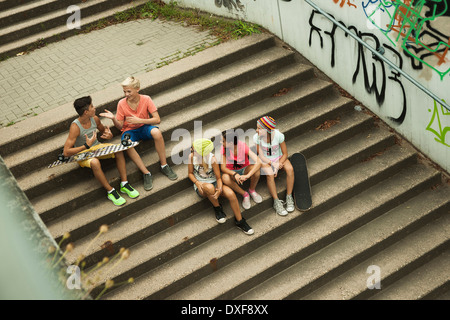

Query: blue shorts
[[122, 124, 158, 142]]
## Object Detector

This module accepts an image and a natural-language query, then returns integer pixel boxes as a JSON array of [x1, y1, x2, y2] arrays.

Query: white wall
[[168, 0, 450, 173]]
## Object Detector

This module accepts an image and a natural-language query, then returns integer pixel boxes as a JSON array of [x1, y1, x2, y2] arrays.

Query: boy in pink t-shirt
[[100, 77, 177, 191]]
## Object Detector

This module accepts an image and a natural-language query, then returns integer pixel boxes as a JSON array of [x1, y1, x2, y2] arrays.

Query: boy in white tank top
[[63, 96, 138, 206]]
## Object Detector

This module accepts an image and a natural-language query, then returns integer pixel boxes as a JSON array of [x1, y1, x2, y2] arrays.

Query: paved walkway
[[0, 18, 219, 128]]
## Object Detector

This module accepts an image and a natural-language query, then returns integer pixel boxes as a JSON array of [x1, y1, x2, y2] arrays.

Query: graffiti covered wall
[[167, 0, 450, 172]]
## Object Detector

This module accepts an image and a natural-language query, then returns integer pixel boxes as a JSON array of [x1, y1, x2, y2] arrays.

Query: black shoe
[[235, 218, 254, 235], [213, 205, 226, 224]]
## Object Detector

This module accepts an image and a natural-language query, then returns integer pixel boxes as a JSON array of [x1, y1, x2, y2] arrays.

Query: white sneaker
[[273, 199, 288, 216], [249, 190, 262, 203], [286, 194, 295, 212], [242, 194, 251, 210]]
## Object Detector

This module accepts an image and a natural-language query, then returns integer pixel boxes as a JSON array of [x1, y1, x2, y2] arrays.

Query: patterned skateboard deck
[[48, 141, 139, 168]]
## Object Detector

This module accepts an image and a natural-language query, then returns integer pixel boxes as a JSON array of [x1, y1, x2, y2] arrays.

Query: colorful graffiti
[[364, 0, 450, 80], [310, 6, 449, 150], [333, 0, 357, 9], [426, 99, 450, 146]]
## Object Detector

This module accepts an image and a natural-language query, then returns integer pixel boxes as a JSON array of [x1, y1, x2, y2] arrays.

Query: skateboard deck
[[291, 152, 312, 211], [48, 140, 139, 168]]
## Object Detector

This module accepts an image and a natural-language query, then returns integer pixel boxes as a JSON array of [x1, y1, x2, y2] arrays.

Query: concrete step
[[0, 0, 76, 29], [101, 141, 424, 300], [302, 196, 450, 300], [61, 112, 384, 270], [351, 249, 449, 300], [237, 183, 449, 300], [0, 0, 36, 12], [0, 0, 149, 58], [170, 167, 445, 300], [370, 250, 450, 300]]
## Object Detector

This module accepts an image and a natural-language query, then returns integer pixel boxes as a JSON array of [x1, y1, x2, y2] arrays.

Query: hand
[[100, 126, 113, 140], [272, 161, 284, 174], [125, 115, 142, 124], [99, 109, 115, 120], [85, 131, 97, 147], [213, 188, 221, 200], [234, 173, 247, 185], [196, 181, 203, 194]]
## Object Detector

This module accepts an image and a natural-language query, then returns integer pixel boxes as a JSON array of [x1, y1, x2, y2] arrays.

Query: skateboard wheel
[[121, 139, 131, 147], [121, 134, 132, 147], [58, 153, 68, 162]]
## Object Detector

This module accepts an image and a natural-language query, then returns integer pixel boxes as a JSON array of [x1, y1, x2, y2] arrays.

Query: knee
[[222, 173, 232, 185], [284, 162, 294, 175], [222, 186, 237, 200], [90, 158, 101, 170], [151, 128, 163, 140], [261, 165, 274, 178], [203, 183, 215, 195]]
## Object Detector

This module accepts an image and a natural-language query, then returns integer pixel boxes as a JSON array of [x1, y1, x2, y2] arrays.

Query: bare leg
[[246, 164, 260, 191], [283, 160, 295, 195], [151, 128, 167, 166], [126, 147, 150, 174], [90, 158, 113, 191], [262, 163, 278, 199], [221, 185, 243, 221], [115, 151, 128, 182]]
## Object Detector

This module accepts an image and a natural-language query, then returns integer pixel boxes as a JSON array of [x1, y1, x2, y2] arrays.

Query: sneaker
[[213, 205, 226, 224], [273, 199, 288, 216], [249, 190, 262, 203], [161, 165, 178, 180], [286, 194, 295, 212], [235, 218, 254, 235], [107, 189, 126, 206], [143, 173, 153, 191], [120, 182, 139, 199], [242, 194, 251, 210]]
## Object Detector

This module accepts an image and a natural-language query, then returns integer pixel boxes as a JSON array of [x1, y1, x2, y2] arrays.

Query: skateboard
[[291, 152, 312, 211], [48, 134, 138, 168]]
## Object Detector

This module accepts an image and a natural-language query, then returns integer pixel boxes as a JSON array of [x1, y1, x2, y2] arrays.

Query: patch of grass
[[83, 0, 263, 42]]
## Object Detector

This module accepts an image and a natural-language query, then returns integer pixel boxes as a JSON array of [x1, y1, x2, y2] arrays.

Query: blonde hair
[[121, 76, 140, 89]]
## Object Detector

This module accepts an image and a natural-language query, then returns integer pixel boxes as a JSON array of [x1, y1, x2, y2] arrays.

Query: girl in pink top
[[220, 130, 262, 210]]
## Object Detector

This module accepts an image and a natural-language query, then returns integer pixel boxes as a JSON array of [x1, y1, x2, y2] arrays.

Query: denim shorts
[[122, 124, 158, 142], [231, 166, 247, 176]]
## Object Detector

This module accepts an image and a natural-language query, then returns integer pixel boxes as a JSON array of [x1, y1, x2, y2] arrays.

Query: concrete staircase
[[0, 33, 448, 300], [0, 0, 149, 60]]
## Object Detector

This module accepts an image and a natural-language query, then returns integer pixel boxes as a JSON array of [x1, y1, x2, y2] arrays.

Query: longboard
[[291, 152, 312, 211], [48, 140, 139, 168]]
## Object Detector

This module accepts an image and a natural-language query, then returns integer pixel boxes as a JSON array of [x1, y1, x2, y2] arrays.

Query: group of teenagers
[[63, 77, 295, 235]]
